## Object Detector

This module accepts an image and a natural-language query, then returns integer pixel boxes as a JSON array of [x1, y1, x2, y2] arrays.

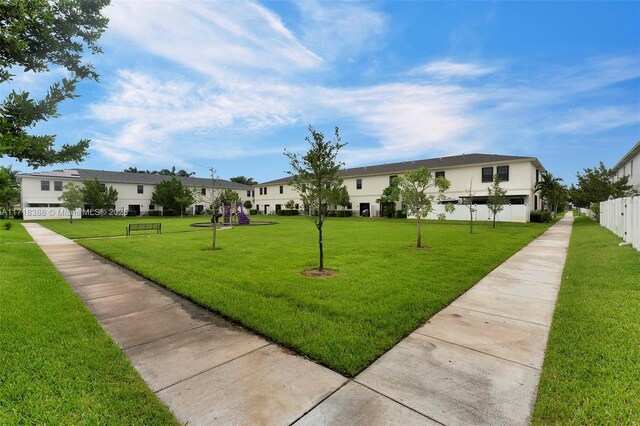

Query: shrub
[[590, 203, 600, 221], [3, 222, 11, 230], [335, 210, 352, 217], [13, 210, 23, 219], [249, 209, 259, 215], [530, 211, 551, 223], [243, 200, 252, 210], [161, 209, 177, 216], [276, 209, 299, 216], [396, 210, 407, 219], [147, 210, 162, 216]]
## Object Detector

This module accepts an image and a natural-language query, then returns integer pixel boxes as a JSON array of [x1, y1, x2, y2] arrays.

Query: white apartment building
[[17, 169, 252, 219], [253, 153, 546, 222], [613, 141, 640, 192]]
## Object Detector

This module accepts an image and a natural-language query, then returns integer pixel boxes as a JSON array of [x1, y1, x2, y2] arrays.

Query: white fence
[[417, 204, 529, 223], [23, 207, 82, 220], [600, 196, 640, 251]]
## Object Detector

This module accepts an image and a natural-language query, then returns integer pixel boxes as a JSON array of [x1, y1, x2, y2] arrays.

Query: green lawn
[[0, 222, 177, 425], [44, 215, 557, 376], [533, 216, 640, 424], [34, 215, 212, 239]]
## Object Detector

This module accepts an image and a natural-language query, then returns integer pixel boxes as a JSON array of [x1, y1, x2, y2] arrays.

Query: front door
[[360, 203, 370, 217], [195, 205, 204, 214], [264, 205, 270, 215], [128, 204, 140, 216]]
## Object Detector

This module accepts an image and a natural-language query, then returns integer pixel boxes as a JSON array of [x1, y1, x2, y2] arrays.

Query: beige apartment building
[[253, 153, 546, 222], [613, 140, 640, 192]]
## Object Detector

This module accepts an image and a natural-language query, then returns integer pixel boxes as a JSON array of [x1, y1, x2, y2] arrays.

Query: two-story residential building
[[613, 140, 640, 192], [17, 168, 252, 219], [253, 153, 546, 222]]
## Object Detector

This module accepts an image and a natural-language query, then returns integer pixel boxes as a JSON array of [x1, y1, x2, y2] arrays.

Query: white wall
[[600, 196, 640, 251], [615, 149, 640, 191], [20, 176, 248, 216], [423, 204, 529, 223], [254, 159, 541, 221]]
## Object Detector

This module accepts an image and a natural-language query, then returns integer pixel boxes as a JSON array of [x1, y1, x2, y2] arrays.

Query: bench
[[126, 223, 161, 236]]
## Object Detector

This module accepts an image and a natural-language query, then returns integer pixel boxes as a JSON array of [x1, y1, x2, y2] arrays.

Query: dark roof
[[258, 153, 544, 185], [17, 168, 252, 190], [613, 140, 640, 171]]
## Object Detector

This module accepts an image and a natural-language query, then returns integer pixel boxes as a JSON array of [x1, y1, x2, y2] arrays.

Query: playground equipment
[[214, 202, 250, 226]]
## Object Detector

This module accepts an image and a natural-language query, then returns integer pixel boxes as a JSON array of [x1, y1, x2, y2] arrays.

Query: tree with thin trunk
[[0, 166, 20, 219], [460, 177, 475, 234], [58, 182, 83, 223], [285, 125, 346, 272], [487, 174, 507, 228], [395, 167, 454, 248], [195, 167, 224, 250]]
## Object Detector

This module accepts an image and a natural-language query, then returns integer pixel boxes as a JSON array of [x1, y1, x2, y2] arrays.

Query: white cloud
[[295, 0, 387, 62], [408, 60, 497, 78], [88, 1, 640, 169], [551, 106, 640, 134]]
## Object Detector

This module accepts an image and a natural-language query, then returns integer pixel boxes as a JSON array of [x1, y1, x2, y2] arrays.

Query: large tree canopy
[[230, 176, 257, 186], [569, 162, 635, 208], [0, 0, 110, 168], [150, 177, 195, 215]]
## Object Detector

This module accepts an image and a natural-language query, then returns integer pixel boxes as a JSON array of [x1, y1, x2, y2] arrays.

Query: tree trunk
[[318, 225, 324, 271], [180, 207, 183, 219], [212, 222, 217, 250], [492, 211, 496, 228], [416, 217, 422, 248], [469, 208, 473, 234], [69, 212, 73, 224]]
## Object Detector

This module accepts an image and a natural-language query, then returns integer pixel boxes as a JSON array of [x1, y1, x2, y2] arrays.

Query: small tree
[[487, 174, 507, 228], [0, 166, 20, 218], [243, 200, 253, 210], [332, 185, 350, 211], [284, 125, 346, 271], [58, 182, 83, 223], [195, 167, 224, 250], [460, 177, 475, 234], [285, 199, 296, 210], [151, 177, 195, 218], [377, 185, 399, 218], [82, 179, 118, 214], [395, 167, 454, 248]]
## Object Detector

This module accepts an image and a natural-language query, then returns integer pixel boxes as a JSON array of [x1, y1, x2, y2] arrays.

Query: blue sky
[[2, 0, 639, 184]]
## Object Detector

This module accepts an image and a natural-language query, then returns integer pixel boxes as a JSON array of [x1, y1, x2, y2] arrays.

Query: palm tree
[[535, 172, 565, 215]]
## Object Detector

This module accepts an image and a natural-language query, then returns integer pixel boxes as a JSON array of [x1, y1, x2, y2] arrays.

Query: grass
[[533, 216, 640, 424], [43, 214, 558, 376], [34, 215, 212, 239], [0, 222, 177, 424]]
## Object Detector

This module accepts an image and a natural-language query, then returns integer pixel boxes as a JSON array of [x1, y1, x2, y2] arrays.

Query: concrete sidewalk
[[24, 215, 572, 425], [298, 215, 574, 425], [22, 223, 347, 425]]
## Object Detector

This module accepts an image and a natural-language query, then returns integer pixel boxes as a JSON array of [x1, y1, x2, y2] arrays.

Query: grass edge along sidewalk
[[533, 215, 640, 424], [0, 221, 177, 425], [68, 215, 559, 376]]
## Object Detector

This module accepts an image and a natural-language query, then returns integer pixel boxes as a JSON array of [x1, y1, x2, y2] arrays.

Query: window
[[256, 204, 260, 210], [263, 187, 267, 195], [347, 202, 352, 209], [389, 175, 398, 186], [279, 185, 283, 194], [137, 185, 144, 194], [201, 188, 206, 195], [295, 203, 299, 210], [497, 165, 509, 181], [356, 178, 362, 190], [510, 198, 524, 205], [259, 187, 263, 195], [149, 204, 155, 210], [247, 190, 251, 197], [99, 183, 106, 191], [536, 169, 540, 183], [252, 190, 255, 198], [54, 181, 63, 191], [41, 180, 50, 191], [481, 167, 493, 183], [275, 204, 282, 212], [435, 171, 445, 178]]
